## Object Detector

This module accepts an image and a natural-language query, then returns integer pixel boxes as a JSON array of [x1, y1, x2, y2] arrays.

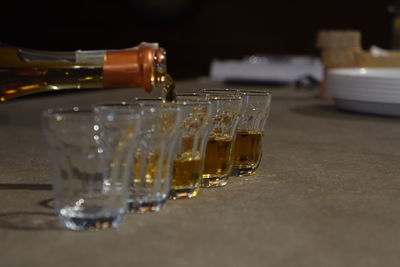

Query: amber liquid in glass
[[232, 131, 263, 168], [172, 155, 202, 189], [203, 136, 233, 178], [133, 152, 164, 187]]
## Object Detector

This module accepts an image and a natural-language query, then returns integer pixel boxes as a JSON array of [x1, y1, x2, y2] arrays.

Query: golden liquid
[[0, 67, 177, 103], [160, 73, 177, 102], [172, 155, 202, 189], [133, 153, 162, 187], [203, 136, 233, 177], [232, 131, 263, 167], [0, 67, 103, 102]]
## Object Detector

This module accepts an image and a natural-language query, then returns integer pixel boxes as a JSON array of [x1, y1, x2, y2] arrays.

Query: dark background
[[0, 0, 395, 79]]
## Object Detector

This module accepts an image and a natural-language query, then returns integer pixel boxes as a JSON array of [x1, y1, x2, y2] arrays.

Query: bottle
[[0, 42, 176, 102]]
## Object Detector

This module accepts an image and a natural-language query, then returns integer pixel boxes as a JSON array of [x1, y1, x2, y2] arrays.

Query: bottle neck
[[0, 42, 168, 93], [102, 43, 166, 92]]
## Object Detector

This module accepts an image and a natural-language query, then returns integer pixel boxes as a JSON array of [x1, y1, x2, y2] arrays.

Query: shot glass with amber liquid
[[202, 89, 271, 176], [128, 102, 182, 212], [134, 98, 215, 199], [178, 93, 242, 187], [170, 100, 215, 198]]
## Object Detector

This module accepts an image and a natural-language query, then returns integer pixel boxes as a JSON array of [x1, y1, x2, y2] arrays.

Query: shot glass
[[134, 98, 215, 199], [178, 93, 242, 187], [169, 100, 214, 199], [42, 107, 141, 230], [128, 102, 182, 212], [202, 89, 272, 176]]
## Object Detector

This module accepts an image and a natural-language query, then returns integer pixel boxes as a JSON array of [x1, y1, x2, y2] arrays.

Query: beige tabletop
[[1, 79, 400, 267]]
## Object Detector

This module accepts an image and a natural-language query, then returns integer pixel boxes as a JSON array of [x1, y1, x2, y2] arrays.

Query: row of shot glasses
[[42, 89, 271, 230]]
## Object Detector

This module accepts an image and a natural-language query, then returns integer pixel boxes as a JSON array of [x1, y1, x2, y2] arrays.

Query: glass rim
[[42, 107, 93, 120], [93, 102, 143, 114], [133, 97, 163, 101], [94, 101, 130, 107], [176, 92, 242, 101], [133, 97, 212, 107], [205, 94, 242, 101], [43, 106, 142, 122], [202, 88, 272, 96], [130, 101, 186, 114]]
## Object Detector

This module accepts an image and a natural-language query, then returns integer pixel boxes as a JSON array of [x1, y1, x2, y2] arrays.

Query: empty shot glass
[[202, 89, 272, 176], [42, 107, 141, 230], [178, 93, 242, 187], [128, 102, 182, 212]]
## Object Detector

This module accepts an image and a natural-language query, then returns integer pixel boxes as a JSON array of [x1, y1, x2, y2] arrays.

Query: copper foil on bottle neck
[[102, 44, 158, 93]]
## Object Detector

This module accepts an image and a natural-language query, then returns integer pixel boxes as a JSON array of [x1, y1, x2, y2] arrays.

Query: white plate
[[329, 77, 400, 87], [334, 98, 400, 116], [329, 83, 400, 94], [329, 78, 400, 89], [329, 68, 400, 81], [328, 83, 400, 103], [329, 83, 400, 95], [330, 90, 400, 103], [327, 68, 400, 104]]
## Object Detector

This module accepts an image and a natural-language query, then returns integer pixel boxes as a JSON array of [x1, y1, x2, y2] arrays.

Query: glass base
[[201, 175, 229, 188], [59, 214, 124, 231], [128, 200, 166, 214], [231, 165, 257, 176], [170, 187, 200, 199]]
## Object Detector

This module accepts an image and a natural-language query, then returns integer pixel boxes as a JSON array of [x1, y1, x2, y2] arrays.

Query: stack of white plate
[[327, 68, 400, 116]]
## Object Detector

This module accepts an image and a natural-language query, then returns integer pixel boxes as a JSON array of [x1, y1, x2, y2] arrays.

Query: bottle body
[[0, 42, 168, 102], [0, 66, 103, 101]]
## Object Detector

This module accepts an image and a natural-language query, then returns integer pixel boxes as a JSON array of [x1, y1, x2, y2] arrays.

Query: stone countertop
[[1, 79, 400, 267]]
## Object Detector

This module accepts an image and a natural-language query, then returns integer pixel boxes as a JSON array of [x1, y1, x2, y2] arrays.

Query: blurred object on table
[[316, 30, 362, 68], [209, 55, 322, 89], [316, 30, 400, 99], [316, 30, 362, 99], [357, 46, 400, 67]]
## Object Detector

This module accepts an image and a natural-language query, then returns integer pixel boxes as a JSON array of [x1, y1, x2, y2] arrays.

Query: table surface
[[1, 79, 400, 267]]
